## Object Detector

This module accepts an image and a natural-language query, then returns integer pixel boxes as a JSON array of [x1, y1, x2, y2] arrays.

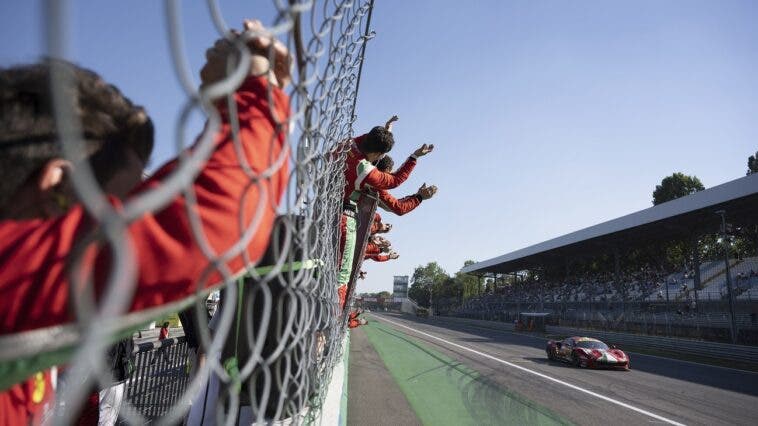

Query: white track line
[[372, 314, 686, 426]]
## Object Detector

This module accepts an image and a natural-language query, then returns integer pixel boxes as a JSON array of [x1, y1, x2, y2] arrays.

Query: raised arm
[[361, 143, 433, 191], [0, 21, 292, 334], [378, 183, 437, 216]]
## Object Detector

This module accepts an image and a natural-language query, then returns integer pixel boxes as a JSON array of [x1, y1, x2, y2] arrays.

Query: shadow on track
[[373, 325, 571, 425], [378, 313, 758, 398]]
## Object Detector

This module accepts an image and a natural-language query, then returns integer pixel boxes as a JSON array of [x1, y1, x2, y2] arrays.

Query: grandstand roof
[[462, 173, 758, 276]]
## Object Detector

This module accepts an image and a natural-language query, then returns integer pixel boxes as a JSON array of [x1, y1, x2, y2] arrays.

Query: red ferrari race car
[[546, 336, 630, 370]]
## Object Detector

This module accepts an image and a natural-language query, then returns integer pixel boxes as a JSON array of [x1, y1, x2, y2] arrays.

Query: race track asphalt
[[368, 312, 758, 426]]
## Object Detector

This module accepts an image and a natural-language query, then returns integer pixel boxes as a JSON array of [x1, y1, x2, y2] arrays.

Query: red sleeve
[[366, 254, 390, 262], [364, 243, 381, 256], [348, 318, 361, 329], [370, 216, 382, 235], [0, 76, 290, 334], [361, 156, 416, 191], [378, 190, 421, 216], [338, 285, 348, 310]]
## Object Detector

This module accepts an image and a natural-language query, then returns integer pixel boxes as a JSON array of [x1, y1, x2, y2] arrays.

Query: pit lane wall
[[318, 335, 349, 426]]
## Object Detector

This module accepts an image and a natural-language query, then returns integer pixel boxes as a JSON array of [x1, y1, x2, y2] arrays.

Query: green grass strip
[[362, 320, 572, 426]]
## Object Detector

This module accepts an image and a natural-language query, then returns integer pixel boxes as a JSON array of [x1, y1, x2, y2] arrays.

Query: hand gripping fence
[[0, 0, 377, 424]]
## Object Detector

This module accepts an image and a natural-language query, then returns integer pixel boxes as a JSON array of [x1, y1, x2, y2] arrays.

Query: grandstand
[[455, 173, 758, 344]]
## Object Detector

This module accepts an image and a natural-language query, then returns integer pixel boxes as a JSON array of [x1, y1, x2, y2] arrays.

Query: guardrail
[[124, 336, 191, 420]]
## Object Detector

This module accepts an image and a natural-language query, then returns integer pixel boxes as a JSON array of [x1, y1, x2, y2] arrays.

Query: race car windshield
[[576, 341, 609, 350]]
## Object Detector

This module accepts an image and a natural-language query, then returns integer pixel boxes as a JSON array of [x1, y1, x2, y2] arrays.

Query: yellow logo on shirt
[[32, 372, 45, 403]]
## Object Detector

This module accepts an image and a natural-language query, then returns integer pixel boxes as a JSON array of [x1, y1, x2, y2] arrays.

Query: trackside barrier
[[431, 316, 758, 368]]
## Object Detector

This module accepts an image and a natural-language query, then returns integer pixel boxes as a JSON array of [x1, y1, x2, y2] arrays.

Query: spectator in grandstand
[[374, 155, 437, 215], [0, 18, 292, 422]]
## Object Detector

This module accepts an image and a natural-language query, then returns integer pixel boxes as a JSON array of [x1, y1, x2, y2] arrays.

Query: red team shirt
[[378, 190, 422, 216], [0, 76, 290, 425]]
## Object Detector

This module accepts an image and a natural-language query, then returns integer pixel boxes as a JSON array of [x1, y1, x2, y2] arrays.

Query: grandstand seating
[[453, 257, 758, 323]]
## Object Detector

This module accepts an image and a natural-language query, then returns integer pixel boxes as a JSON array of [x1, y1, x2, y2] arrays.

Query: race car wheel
[[572, 353, 583, 368]]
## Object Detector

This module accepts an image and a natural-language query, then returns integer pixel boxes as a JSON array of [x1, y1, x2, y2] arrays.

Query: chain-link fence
[[0, 0, 377, 424]]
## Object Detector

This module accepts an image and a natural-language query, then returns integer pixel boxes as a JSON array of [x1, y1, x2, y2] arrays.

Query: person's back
[[159, 323, 169, 340]]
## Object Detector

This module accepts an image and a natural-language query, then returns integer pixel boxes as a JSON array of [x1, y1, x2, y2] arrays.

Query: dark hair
[[359, 126, 394, 155], [0, 60, 154, 210], [375, 155, 394, 172]]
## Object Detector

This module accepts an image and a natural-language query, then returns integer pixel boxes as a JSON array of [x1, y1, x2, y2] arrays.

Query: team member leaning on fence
[[374, 155, 438, 215], [348, 309, 368, 329], [0, 18, 292, 423], [366, 251, 399, 262], [366, 217, 398, 262], [0, 60, 154, 424], [336, 119, 433, 309], [370, 212, 391, 235]]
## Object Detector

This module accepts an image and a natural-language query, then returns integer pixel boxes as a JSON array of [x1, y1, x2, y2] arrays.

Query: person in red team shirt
[[0, 57, 154, 425], [374, 155, 438, 215], [0, 19, 292, 425], [366, 251, 399, 262], [348, 309, 367, 329], [336, 116, 433, 309], [149, 322, 171, 365], [370, 212, 391, 235]]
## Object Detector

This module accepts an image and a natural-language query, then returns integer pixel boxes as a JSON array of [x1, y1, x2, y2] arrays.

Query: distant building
[[393, 275, 409, 301]]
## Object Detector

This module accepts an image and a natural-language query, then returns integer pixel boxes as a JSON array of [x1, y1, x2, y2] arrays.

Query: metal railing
[[125, 336, 191, 420]]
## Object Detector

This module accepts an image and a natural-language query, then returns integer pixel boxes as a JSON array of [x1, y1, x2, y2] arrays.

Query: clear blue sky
[[2, 1, 756, 294]]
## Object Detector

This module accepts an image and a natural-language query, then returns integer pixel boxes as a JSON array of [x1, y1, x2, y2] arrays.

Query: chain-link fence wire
[[0, 0, 375, 423]]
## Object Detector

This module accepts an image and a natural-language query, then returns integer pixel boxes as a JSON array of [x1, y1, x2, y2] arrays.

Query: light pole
[[715, 210, 738, 344]]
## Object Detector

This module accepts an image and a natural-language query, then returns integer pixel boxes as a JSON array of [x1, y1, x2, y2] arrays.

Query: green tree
[[454, 260, 480, 300], [408, 262, 449, 308], [748, 151, 758, 175], [652, 172, 705, 205]]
